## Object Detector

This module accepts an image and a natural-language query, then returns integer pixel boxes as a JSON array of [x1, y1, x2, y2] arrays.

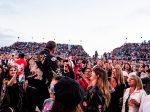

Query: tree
[[95, 50, 98, 58]]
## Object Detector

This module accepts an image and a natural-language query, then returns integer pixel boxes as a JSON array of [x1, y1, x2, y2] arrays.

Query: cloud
[[0, 33, 14, 38], [129, 7, 150, 18], [0, 32, 17, 47], [0, 27, 16, 34], [0, 0, 18, 16], [136, 8, 150, 15]]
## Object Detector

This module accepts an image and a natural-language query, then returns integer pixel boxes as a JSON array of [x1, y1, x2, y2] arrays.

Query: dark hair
[[141, 64, 145, 68], [84, 68, 91, 73], [45, 41, 57, 50], [53, 77, 84, 111], [19, 53, 25, 58], [123, 63, 132, 72], [145, 65, 149, 69], [82, 60, 86, 64], [57, 57, 63, 61], [64, 59, 69, 63], [147, 69, 150, 73], [52, 76, 64, 81], [6, 66, 17, 79]]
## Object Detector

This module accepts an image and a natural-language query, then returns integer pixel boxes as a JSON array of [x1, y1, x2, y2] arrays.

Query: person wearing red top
[[78, 68, 91, 92], [15, 53, 27, 75]]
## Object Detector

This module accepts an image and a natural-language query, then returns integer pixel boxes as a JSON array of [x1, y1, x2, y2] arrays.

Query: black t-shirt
[[7, 83, 20, 111], [107, 84, 125, 112]]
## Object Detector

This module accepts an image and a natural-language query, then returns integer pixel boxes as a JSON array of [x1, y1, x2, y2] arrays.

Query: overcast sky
[[0, 0, 150, 56]]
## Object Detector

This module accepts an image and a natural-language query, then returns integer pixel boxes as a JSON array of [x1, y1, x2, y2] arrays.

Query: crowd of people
[[103, 42, 150, 61], [0, 40, 150, 112], [0, 42, 89, 58]]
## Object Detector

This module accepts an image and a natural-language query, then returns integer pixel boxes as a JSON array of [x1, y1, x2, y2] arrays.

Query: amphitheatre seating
[[0, 42, 89, 58], [103, 42, 150, 61]]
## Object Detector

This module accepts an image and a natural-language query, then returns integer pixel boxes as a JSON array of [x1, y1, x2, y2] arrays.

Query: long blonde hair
[[114, 64, 125, 85], [136, 76, 143, 90], [93, 67, 111, 108]]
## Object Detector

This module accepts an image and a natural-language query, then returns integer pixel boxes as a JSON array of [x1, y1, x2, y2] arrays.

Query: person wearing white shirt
[[122, 75, 147, 112], [138, 95, 150, 112]]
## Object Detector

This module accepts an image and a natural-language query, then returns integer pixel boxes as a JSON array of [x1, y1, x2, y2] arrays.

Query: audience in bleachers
[[0, 41, 150, 112], [103, 42, 150, 61], [0, 42, 89, 58]]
